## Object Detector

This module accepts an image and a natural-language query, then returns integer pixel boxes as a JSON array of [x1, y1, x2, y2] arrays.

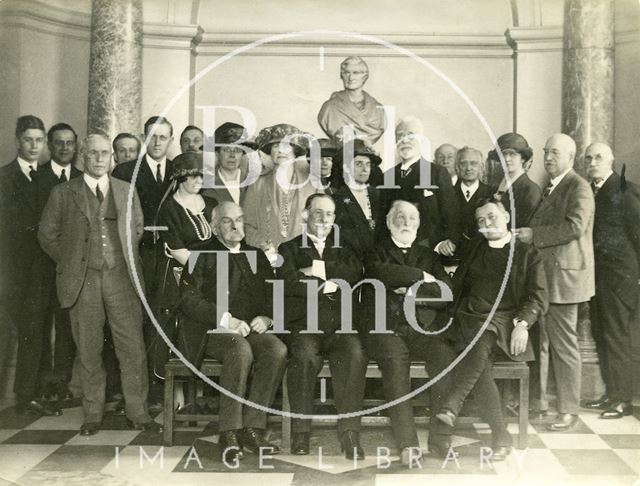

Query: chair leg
[[281, 371, 291, 451], [518, 371, 529, 449], [187, 377, 198, 427], [163, 369, 175, 446]]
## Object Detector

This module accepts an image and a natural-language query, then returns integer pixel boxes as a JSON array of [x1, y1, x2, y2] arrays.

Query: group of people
[[1, 57, 638, 467]]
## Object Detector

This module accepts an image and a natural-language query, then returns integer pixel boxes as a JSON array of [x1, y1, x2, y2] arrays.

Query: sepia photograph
[[0, 0, 639, 485]]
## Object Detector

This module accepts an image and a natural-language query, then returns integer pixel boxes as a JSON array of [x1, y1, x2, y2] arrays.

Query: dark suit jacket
[[592, 172, 640, 307], [499, 173, 541, 227], [529, 169, 595, 304], [0, 160, 46, 309], [111, 155, 173, 245], [179, 238, 274, 367], [276, 232, 362, 334], [454, 180, 495, 241], [38, 176, 145, 308], [334, 184, 383, 257], [379, 159, 461, 247], [361, 237, 452, 337], [201, 167, 248, 206], [451, 237, 548, 361], [37, 161, 82, 209]]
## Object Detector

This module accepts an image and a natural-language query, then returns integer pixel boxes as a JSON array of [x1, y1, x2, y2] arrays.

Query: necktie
[[156, 163, 163, 184], [60, 168, 67, 183], [401, 166, 412, 178], [29, 165, 36, 182], [591, 179, 602, 195], [542, 182, 554, 198], [96, 184, 104, 203], [465, 189, 471, 201]]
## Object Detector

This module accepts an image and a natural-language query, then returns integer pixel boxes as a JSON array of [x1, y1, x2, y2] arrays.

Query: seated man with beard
[[362, 200, 456, 465], [277, 193, 367, 459], [435, 197, 548, 460], [179, 202, 287, 464]]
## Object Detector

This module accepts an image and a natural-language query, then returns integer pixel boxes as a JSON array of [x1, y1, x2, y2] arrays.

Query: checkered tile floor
[[0, 399, 639, 486]]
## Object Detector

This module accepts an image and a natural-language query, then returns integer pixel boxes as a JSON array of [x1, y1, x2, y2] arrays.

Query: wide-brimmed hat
[[256, 123, 307, 158], [170, 152, 203, 180], [334, 138, 382, 167], [213, 122, 256, 149], [488, 132, 533, 162]]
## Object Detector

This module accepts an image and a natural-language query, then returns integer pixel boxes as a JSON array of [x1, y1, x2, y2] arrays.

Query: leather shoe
[[127, 419, 163, 433], [56, 383, 74, 402], [18, 399, 62, 417], [40, 382, 58, 402], [219, 430, 244, 463], [80, 422, 101, 436], [490, 446, 511, 461], [600, 402, 632, 419], [291, 432, 310, 455], [341, 430, 364, 460], [435, 409, 456, 428], [547, 413, 579, 431], [400, 447, 423, 467], [240, 427, 280, 455], [584, 396, 611, 410], [112, 398, 126, 416]]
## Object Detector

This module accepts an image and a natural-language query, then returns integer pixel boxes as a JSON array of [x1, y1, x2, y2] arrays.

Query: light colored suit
[[38, 176, 150, 424], [529, 168, 595, 414], [38, 176, 145, 308]]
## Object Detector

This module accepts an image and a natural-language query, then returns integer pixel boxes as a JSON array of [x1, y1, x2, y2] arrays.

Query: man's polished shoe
[[219, 430, 244, 463], [40, 382, 58, 402], [340, 430, 364, 460], [18, 399, 62, 417], [112, 398, 126, 416], [80, 422, 101, 436], [435, 409, 456, 428], [56, 383, 74, 402], [127, 419, 163, 433], [240, 427, 280, 454], [291, 432, 310, 455], [491, 446, 511, 461], [547, 413, 579, 431], [600, 402, 632, 419], [584, 396, 611, 410]]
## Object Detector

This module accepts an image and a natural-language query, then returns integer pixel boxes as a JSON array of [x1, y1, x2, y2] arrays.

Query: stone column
[[87, 0, 143, 139], [562, 0, 615, 174], [562, 0, 614, 400]]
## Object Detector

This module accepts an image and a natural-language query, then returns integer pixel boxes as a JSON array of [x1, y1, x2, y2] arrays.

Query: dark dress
[[150, 194, 217, 377]]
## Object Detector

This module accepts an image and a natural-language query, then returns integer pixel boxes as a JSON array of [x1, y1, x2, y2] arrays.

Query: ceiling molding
[[195, 31, 514, 59], [506, 26, 563, 52]]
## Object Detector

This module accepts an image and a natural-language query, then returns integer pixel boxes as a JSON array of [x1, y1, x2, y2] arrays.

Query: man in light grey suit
[[516, 133, 595, 431], [38, 134, 162, 436]]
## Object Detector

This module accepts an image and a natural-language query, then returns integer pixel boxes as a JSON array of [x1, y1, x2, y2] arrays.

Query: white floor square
[[25, 406, 84, 430], [0, 444, 60, 482], [66, 430, 141, 446], [537, 433, 610, 450]]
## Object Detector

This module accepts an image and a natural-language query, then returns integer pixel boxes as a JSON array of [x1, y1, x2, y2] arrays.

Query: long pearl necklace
[[183, 205, 212, 241]]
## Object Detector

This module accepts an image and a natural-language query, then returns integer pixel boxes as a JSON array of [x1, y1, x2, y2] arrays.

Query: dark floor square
[[600, 434, 640, 449], [2, 429, 78, 445], [30, 445, 117, 472], [0, 407, 40, 429]]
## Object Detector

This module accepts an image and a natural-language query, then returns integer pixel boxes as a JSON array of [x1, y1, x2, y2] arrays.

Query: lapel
[[533, 170, 574, 216], [368, 186, 379, 216], [383, 238, 408, 265], [140, 156, 158, 189], [596, 172, 619, 201], [69, 176, 92, 221]]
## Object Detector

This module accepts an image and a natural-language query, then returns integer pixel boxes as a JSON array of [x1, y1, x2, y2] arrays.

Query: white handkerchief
[[423, 189, 435, 197]]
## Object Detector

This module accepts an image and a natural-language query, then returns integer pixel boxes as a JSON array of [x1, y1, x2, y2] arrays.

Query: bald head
[[396, 116, 429, 162], [543, 133, 576, 178], [585, 142, 614, 181]]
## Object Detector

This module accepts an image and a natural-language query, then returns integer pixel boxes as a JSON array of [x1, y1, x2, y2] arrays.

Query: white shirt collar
[[146, 155, 167, 179], [549, 167, 572, 189], [17, 157, 38, 180], [487, 231, 512, 249], [50, 160, 71, 178], [592, 170, 613, 187], [391, 236, 414, 249], [400, 157, 420, 171], [83, 173, 110, 197], [450, 174, 458, 186], [460, 180, 479, 200]]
